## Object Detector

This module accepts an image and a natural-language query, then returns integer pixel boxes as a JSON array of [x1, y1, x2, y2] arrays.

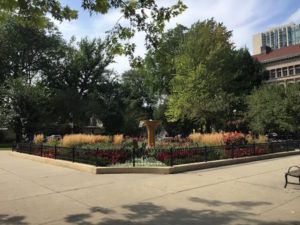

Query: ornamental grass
[[188, 133, 224, 146], [33, 134, 44, 144], [61, 134, 110, 147], [113, 134, 124, 145], [246, 134, 268, 144]]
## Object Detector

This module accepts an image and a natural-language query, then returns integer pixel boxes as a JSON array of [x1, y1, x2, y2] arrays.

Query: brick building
[[253, 44, 300, 86]]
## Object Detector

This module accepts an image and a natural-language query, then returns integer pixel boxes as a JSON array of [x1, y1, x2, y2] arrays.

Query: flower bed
[[13, 139, 300, 168]]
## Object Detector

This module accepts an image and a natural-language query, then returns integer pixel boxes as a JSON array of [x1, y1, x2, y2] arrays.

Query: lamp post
[[69, 113, 74, 134], [233, 109, 237, 131]]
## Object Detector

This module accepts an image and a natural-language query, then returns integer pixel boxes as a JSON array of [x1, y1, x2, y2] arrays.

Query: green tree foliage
[[43, 38, 117, 133], [228, 48, 268, 96], [0, 0, 187, 61], [165, 19, 266, 132], [0, 17, 67, 139], [286, 84, 300, 132], [142, 24, 187, 98], [0, 78, 50, 141], [0, 16, 65, 84], [0, 0, 77, 27], [120, 69, 155, 135], [0, 16, 118, 138], [166, 19, 234, 130], [247, 84, 300, 134], [0, 12, 279, 139]]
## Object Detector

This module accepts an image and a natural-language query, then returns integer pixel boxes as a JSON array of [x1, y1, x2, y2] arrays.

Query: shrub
[[113, 134, 124, 145], [46, 136, 60, 146], [189, 133, 224, 146], [222, 132, 246, 146], [246, 134, 268, 144], [33, 134, 44, 144], [257, 135, 268, 143], [61, 134, 110, 147], [93, 135, 111, 143]]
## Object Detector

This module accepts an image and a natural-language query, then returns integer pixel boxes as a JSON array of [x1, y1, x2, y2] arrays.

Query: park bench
[[284, 166, 300, 188]]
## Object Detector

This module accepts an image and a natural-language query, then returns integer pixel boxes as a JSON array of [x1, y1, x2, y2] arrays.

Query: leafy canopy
[[247, 84, 300, 134], [0, 0, 187, 61], [165, 19, 267, 131]]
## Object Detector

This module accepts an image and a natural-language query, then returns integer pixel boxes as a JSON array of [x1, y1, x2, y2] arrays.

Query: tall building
[[253, 23, 300, 55]]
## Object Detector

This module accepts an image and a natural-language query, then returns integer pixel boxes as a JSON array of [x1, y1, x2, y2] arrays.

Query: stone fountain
[[140, 120, 161, 148]]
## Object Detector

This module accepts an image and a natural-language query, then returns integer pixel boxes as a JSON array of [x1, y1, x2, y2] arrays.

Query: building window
[[282, 67, 288, 76], [270, 69, 276, 79], [276, 68, 282, 77], [296, 65, 300, 74], [289, 66, 294, 75]]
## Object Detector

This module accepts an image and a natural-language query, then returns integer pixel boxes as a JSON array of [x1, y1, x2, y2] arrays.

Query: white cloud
[[55, 0, 299, 74], [285, 8, 300, 24]]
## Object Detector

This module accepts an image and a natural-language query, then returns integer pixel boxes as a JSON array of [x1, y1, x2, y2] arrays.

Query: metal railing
[[12, 140, 300, 167]]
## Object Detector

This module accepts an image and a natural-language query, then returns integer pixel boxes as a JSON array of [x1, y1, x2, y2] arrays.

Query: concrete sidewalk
[[0, 150, 300, 225]]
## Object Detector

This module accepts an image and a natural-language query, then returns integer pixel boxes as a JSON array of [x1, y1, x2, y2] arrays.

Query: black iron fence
[[12, 140, 300, 167]]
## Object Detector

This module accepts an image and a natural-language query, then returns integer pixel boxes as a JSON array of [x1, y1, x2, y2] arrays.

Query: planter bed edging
[[11, 151, 97, 173], [11, 149, 300, 174], [170, 149, 300, 173]]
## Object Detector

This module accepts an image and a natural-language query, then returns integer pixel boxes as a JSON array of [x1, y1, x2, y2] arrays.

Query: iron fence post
[[286, 141, 289, 152], [231, 145, 234, 159], [132, 139, 138, 167], [133, 147, 136, 167], [170, 147, 174, 166], [95, 148, 99, 166], [29, 142, 32, 154], [72, 147, 75, 162], [54, 145, 57, 159], [204, 146, 208, 162], [269, 141, 273, 154], [40, 144, 43, 156], [253, 141, 256, 156]]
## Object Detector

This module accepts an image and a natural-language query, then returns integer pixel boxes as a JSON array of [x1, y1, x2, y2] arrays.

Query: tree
[[165, 19, 234, 131], [0, 0, 187, 61], [0, 16, 118, 137], [44, 38, 115, 132], [120, 69, 155, 135], [165, 19, 267, 132], [228, 48, 268, 96], [246, 84, 300, 134], [0, 0, 77, 24], [142, 24, 187, 98], [286, 83, 300, 133], [0, 78, 50, 141], [0, 16, 65, 84], [0, 16, 69, 139]]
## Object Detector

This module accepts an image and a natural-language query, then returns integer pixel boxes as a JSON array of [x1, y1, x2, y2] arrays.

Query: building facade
[[253, 44, 300, 86], [253, 23, 300, 55]]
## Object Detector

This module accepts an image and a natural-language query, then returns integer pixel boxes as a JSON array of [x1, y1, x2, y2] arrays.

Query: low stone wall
[[95, 166, 171, 174], [11, 149, 300, 174], [170, 149, 300, 173]]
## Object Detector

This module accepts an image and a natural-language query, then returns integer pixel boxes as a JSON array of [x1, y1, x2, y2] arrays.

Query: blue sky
[[54, 0, 300, 74]]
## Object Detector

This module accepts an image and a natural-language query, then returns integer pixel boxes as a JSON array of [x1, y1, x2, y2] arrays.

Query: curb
[[11, 151, 97, 173]]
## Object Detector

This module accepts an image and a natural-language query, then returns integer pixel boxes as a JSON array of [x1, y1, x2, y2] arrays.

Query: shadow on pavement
[[0, 214, 28, 225], [189, 197, 272, 209], [63, 200, 299, 225]]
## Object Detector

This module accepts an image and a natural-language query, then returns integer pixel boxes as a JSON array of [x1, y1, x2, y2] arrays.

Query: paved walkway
[[0, 150, 300, 225]]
